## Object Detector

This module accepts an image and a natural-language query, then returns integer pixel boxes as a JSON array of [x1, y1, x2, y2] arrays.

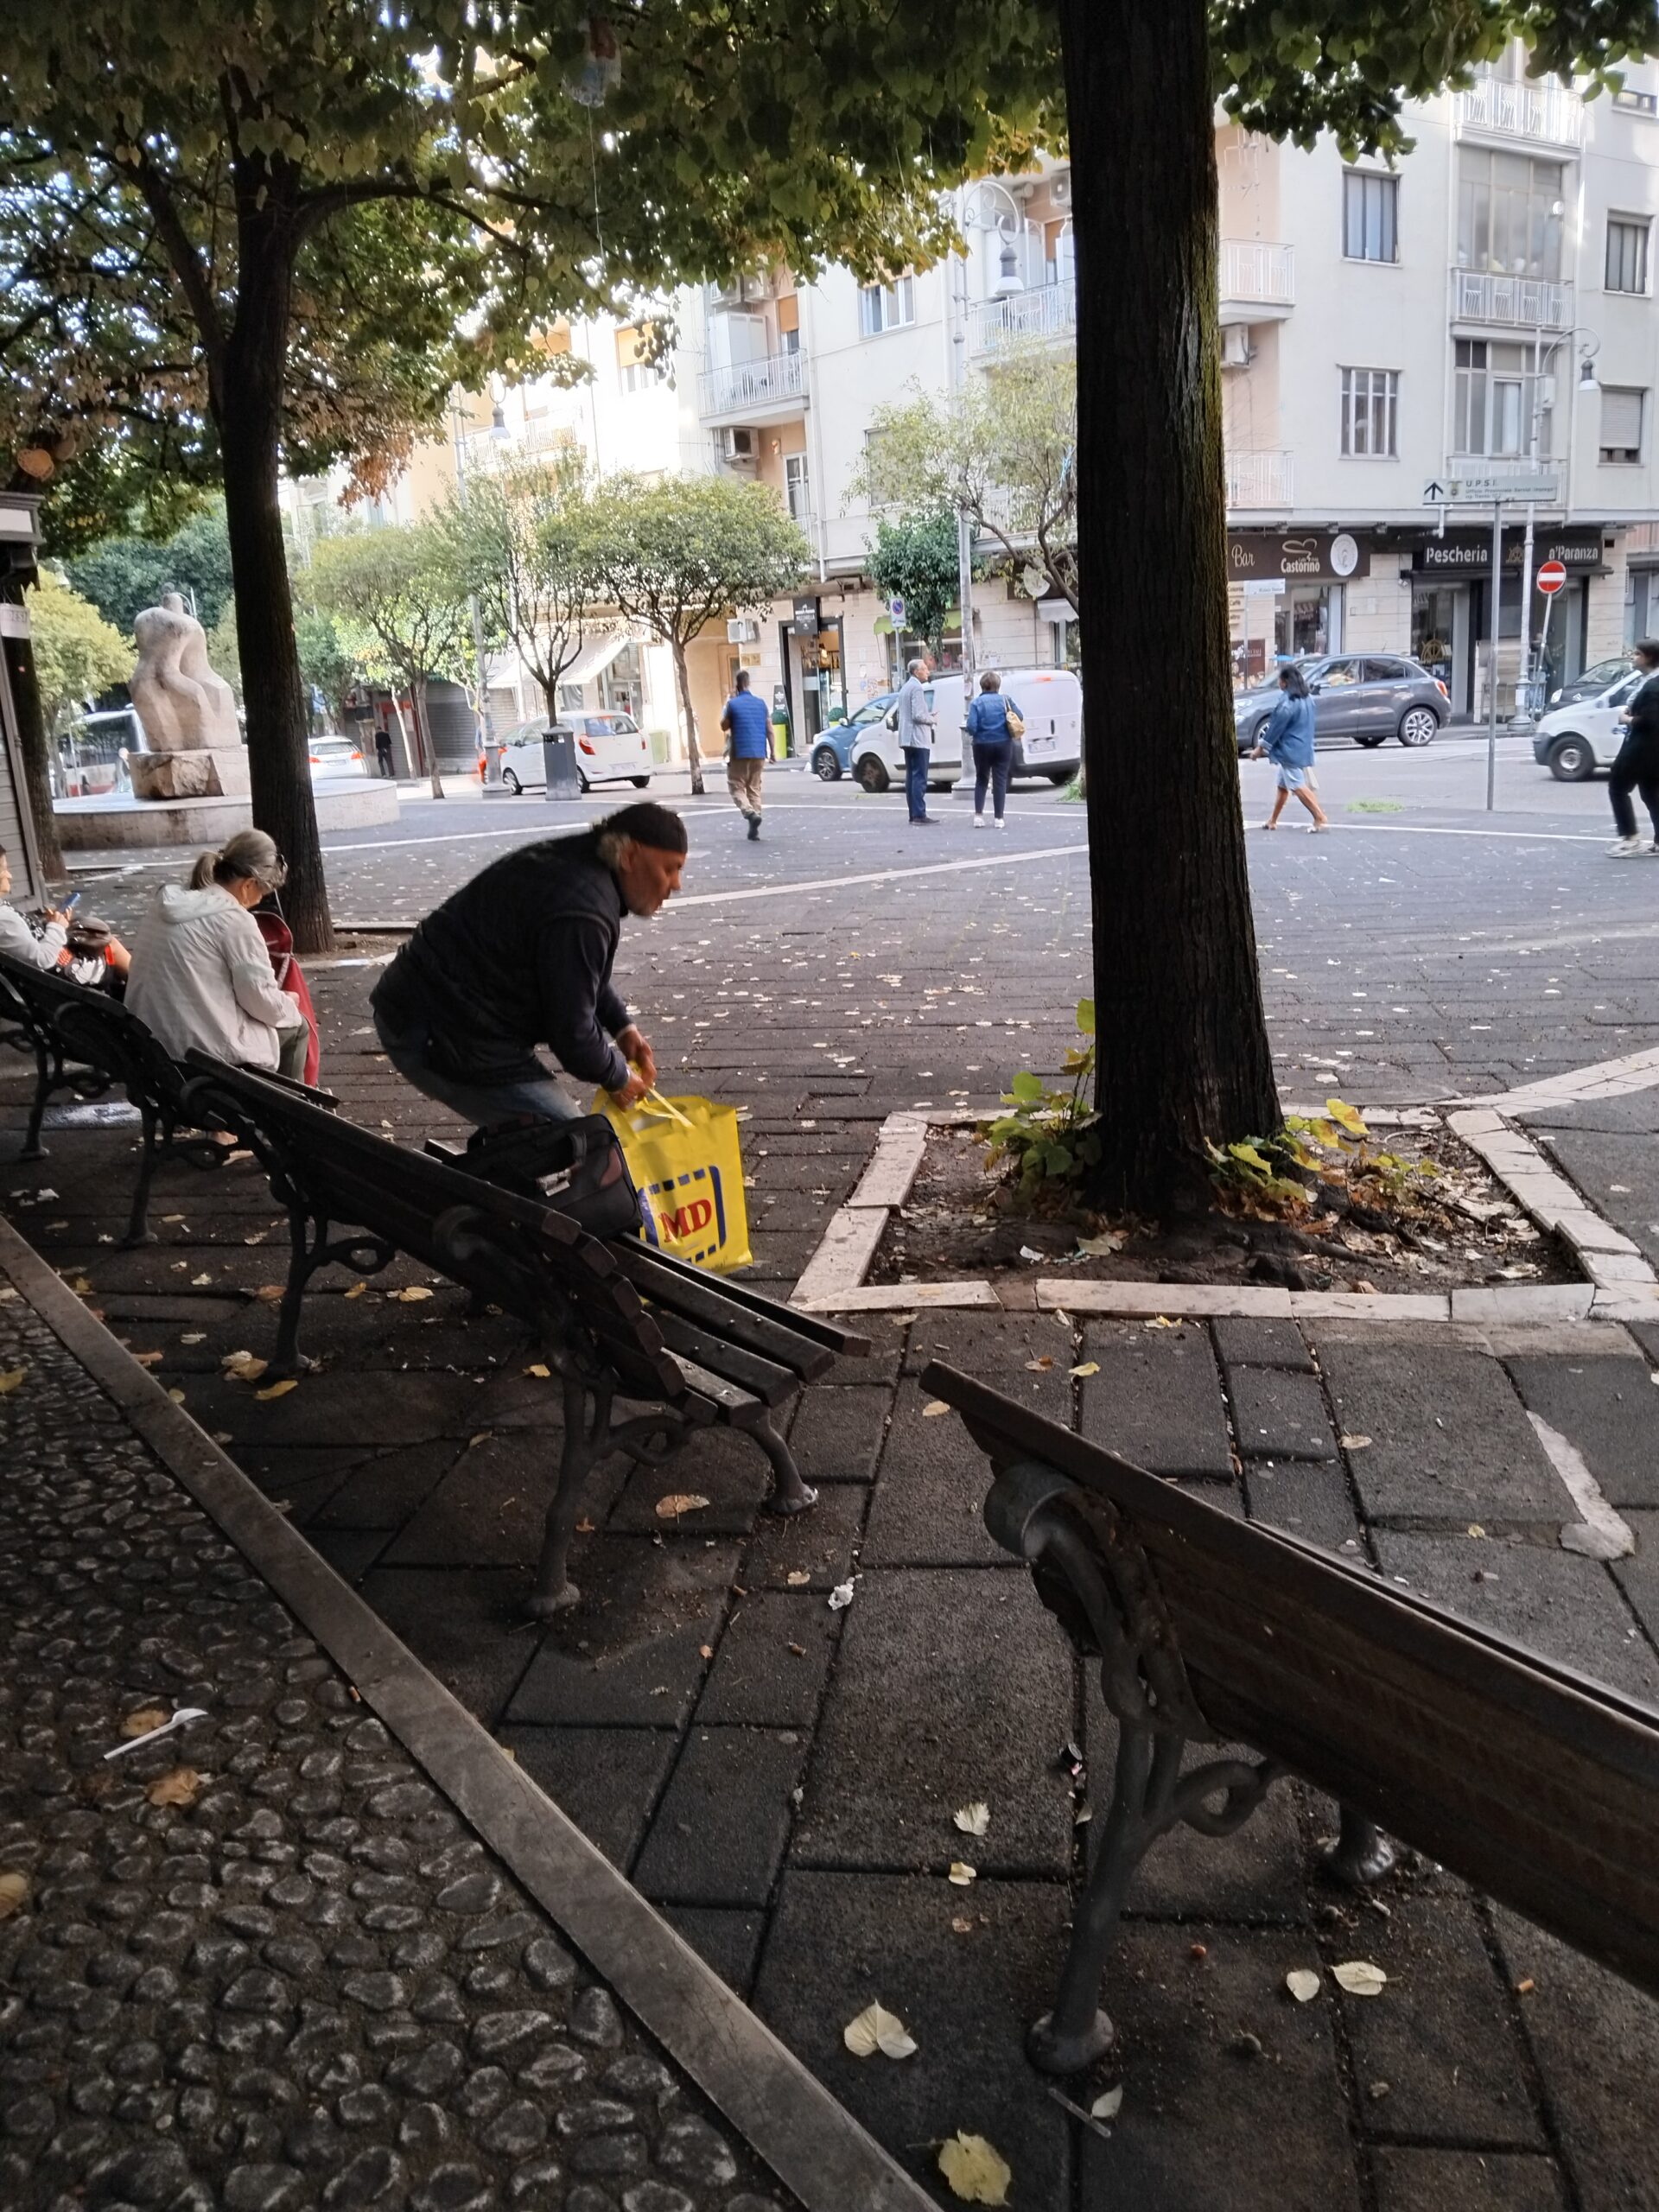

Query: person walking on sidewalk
[[374, 724, 395, 779], [965, 670, 1022, 830], [371, 800, 685, 1131], [720, 670, 772, 840], [1608, 639, 1659, 855], [1251, 664, 1330, 833], [895, 655, 937, 824]]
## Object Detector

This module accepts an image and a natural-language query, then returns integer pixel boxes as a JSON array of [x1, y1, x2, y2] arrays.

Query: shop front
[[1408, 527, 1608, 719], [1227, 530, 1371, 676]]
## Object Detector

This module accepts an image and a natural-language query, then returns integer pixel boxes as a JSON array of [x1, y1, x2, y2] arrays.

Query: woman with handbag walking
[[1250, 664, 1330, 833], [965, 671, 1024, 829]]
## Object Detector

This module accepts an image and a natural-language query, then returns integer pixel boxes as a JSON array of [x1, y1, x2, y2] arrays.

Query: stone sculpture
[[128, 592, 249, 800]]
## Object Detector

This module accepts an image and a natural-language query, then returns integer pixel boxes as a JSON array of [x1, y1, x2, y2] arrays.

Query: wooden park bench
[[922, 1360, 1659, 2076], [181, 1052, 869, 1617], [0, 950, 235, 1242]]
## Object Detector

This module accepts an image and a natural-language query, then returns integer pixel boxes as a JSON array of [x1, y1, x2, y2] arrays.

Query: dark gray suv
[[1234, 655, 1449, 755]]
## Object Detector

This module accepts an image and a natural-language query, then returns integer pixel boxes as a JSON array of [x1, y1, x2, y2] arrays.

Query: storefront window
[[1275, 588, 1331, 657]]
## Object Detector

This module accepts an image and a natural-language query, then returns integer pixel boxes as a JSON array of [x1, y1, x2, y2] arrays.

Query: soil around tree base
[[871, 1124, 1580, 1297]]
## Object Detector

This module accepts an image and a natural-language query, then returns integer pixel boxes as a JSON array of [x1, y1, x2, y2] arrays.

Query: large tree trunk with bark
[[1060, 0, 1279, 1212], [214, 197, 334, 954], [671, 639, 706, 796], [2, 602, 62, 880]]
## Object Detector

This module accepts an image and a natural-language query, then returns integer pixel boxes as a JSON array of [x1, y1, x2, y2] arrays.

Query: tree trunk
[[2, 603, 63, 880], [411, 677, 444, 801], [671, 639, 705, 796], [1060, 0, 1279, 1212]]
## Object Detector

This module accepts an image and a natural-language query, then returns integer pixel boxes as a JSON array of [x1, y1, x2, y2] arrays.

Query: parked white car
[[308, 734, 369, 781], [498, 711, 653, 794], [848, 667, 1084, 794], [1532, 667, 1643, 781]]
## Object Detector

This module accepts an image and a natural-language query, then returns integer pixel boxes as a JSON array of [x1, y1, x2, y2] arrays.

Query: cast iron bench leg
[[20, 1034, 51, 1160], [750, 1409, 818, 1516], [528, 1373, 614, 1618], [1324, 1804, 1397, 1886], [121, 1103, 161, 1247]]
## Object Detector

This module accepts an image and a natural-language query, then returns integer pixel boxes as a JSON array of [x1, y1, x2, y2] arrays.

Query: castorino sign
[[1227, 531, 1371, 584]]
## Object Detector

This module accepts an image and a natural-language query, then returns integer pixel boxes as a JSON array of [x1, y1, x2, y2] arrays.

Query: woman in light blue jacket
[[1251, 664, 1330, 832]]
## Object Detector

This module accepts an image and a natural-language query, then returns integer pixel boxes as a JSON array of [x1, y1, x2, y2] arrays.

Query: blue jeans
[[972, 740, 1013, 819], [902, 745, 931, 820], [373, 1007, 581, 1128]]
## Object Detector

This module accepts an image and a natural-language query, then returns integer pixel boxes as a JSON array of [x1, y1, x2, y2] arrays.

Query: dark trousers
[[375, 741, 394, 779], [1610, 730, 1659, 840], [902, 745, 930, 820], [972, 739, 1013, 818]]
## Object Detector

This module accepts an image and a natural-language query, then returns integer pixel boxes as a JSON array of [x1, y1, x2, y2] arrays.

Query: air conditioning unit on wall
[[1221, 327, 1253, 370], [719, 426, 759, 468]]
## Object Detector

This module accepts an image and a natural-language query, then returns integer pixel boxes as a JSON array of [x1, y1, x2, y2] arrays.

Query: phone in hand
[[62, 891, 81, 912]]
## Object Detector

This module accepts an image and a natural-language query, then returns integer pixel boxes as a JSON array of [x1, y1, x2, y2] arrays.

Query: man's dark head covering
[[596, 800, 688, 854]]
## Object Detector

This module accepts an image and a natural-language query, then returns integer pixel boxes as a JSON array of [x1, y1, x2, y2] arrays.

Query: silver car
[[1233, 655, 1449, 754]]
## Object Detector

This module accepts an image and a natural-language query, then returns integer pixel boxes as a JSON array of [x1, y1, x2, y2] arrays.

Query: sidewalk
[[0, 1222, 931, 2212], [6, 950, 1659, 2209]]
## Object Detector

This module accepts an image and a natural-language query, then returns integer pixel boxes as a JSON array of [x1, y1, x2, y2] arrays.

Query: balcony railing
[[1225, 450, 1294, 510], [1219, 239, 1295, 308], [697, 350, 807, 418], [1450, 268, 1573, 328], [966, 281, 1077, 355], [1456, 76, 1583, 146]]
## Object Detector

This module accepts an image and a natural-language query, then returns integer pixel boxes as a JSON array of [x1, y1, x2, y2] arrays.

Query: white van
[[1532, 666, 1643, 781], [848, 666, 1084, 793]]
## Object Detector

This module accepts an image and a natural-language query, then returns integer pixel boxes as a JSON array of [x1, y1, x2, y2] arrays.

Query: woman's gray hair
[[979, 670, 1001, 691], [189, 829, 287, 894], [906, 657, 927, 677]]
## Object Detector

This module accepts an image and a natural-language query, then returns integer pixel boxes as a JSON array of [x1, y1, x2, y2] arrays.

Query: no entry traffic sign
[[1536, 560, 1567, 595]]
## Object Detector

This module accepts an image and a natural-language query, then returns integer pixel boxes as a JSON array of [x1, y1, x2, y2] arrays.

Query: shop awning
[[561, 630, 638, 688]]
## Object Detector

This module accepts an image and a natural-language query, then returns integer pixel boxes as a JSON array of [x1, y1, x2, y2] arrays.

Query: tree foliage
[[584, 474, 810, 793], [852, 343, 1077, 608], [308, 525, 473, 795], [65, 503, 235, 635], [430, 454, 599, 728], [25, 572, 131, 731], [867, 510, 962, 662]]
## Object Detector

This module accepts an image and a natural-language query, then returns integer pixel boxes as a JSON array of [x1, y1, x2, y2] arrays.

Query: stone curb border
[[789, 1089, 1659, 1327], [0, 1215, 935, 2212]]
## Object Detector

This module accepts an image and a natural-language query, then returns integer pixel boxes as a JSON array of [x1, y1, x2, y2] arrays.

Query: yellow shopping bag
[[595, 1090, 752, 1273]]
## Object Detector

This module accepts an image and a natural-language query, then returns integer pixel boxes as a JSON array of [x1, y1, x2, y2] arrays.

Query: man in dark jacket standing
[[1610, 639, 1659, 855], [371, 801, 685, 1128]]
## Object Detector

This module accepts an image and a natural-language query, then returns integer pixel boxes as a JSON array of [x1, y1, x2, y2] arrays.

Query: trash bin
[[542, 725, 582, 802]]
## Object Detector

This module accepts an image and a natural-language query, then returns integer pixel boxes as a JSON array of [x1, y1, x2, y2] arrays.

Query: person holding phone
[[0, 846, 130, 982]]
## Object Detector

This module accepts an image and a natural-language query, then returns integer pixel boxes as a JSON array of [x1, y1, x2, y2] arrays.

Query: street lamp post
[[1512, 327, 1599, 731]]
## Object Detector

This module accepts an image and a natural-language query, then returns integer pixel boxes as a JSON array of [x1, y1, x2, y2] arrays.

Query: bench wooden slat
[[608, 1243, 837, 1377], [619, 1241, 870, 1358], [649, 1311, 798, 1406]]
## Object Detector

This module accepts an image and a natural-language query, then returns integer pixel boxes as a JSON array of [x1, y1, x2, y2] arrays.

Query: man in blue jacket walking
[[721, 669, 774, 840]]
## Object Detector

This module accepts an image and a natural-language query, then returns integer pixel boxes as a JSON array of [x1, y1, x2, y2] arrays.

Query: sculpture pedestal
[[128, 747, 251, 802]]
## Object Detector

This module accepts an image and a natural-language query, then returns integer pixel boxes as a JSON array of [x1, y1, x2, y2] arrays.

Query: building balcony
[[966, 281, 1077, 355], [1219, 240, 1295, 324], [697, 350, 808, 424], [1450, 268, 1573, 330], [1225, 449, 1294, 511], [1455, 76, 1583, 147]]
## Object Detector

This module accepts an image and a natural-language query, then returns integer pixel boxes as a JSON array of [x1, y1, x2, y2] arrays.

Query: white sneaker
[[973, 813, 987, 829], [1647, 841, 1659, 855], [1610, 835, 1644, 855], [993, 816, 1007, 830]]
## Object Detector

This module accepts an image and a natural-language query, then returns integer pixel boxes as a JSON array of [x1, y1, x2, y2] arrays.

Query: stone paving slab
[[783, 1388, 890, 1484], [505, 1542, 743, 1730], [900, 1307, 1076, 1374], [789, 1569, 1074, 1875], [859, 1380, 1053, 1569], [1243, 1461, 1364, 1552], [1370, 2148, 1567, 2212], [497, 1724, 679, 1874], [1078, 1322, 1235, 1478], [1613, 1510, 1659, 1649], [1211, 1316, 1317, 1371], [752, 1872, 1073, 2212], [1227, 1366, 1338, 1460], [632, 1729, 810, 1909], [695, 1592, 842, 1728], [1504, 1353, 1659, 1510], [1313, 1340, 1569, 1524]]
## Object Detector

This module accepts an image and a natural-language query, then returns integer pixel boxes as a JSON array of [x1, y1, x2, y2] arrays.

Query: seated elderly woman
[[0, 842, 130, 983], [125, 830, 309, 1078]]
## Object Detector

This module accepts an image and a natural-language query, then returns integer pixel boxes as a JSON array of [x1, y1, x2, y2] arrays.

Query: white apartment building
[[367, 46, 1659, 757]]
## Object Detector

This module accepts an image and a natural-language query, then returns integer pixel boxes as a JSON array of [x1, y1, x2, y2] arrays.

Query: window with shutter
[[1600, 387, 1646, 463]]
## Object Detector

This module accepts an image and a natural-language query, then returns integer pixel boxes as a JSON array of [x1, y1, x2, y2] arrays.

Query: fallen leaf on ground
[[0, 1871, 29, 1917], [947, 1862, 977, 1886], [342, 1282, 366, 1300], [785, 1569, 810, 1586], [1144, 1315, 1180, 1329], [122, 1708, 169, 1738], [180, 1332, 206, 1345], [1332, 1961, 1388, 1997], [467, 1432, 492, 1449], [842, 2001, 918, 2060], [189, 1274, 213, 1287], [1090, 2086, 1124, 2121], [146, 1767, 202, 1807], [828, 1579, 855, 1611], [1070, 1360, 1100, 1378], [0, 1368, 26, 1395], [951, 1916, 975, 1934], [654, 1493, 710, 1519], [1338, 1434, 1372, 1451], [221, 1351, 268, 1381], [922, 1400, 950, 1417], [253, 1285, 285, 1301], [167, 1388, 187, 1404], [255, 1378, 298, 1402], [393, 1286, 434, 1302], [524, 1363, 551, 1378], [1025, 1356, 1054, 1371], [1286, 1968, 1322, 2003], [953, 1802, 991, 1836], [938, 2132, 1011, 2205], [67, 1275, 92, 1294], [1077, 1231, 1126, 1256], [132, 1351, 165, 1367]]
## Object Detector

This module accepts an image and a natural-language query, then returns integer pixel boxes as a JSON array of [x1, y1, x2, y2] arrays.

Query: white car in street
[[497, 711, 654, 794], [1533, 666, 1643, 781]]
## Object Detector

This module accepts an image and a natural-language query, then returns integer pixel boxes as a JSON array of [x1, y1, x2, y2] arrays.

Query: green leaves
[[868, 511, 960, 658], [1009, 1070, 1046, 1104]]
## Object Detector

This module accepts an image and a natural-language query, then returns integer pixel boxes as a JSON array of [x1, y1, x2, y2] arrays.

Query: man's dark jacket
[[372, 834, 631, 1090], [1626, 671, 1659, 748]]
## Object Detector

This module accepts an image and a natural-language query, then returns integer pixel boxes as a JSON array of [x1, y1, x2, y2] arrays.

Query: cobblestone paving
[[0, 1294, 793, 2212]]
